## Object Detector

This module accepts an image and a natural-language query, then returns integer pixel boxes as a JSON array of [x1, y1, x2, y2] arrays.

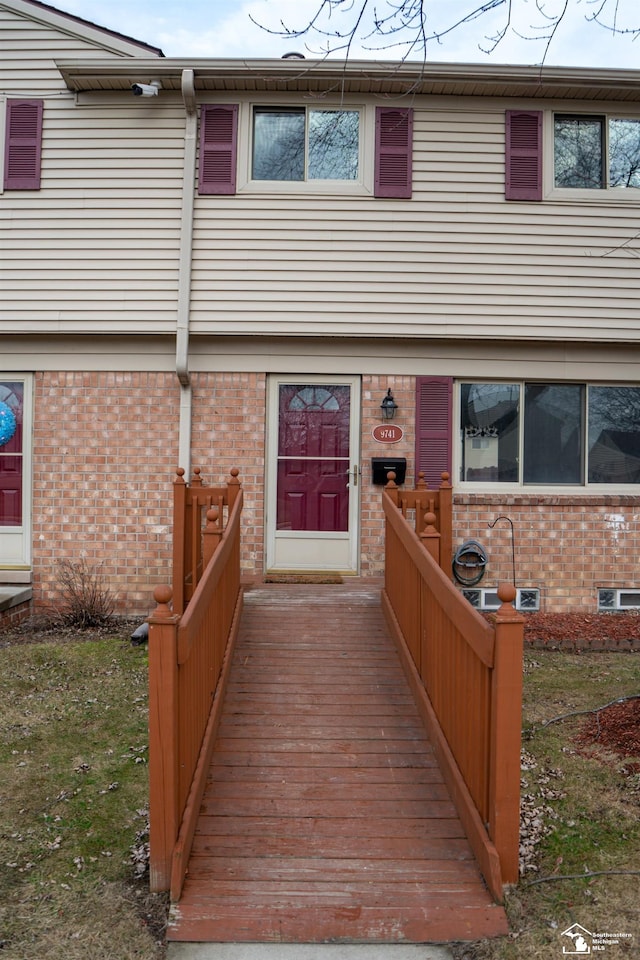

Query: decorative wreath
[[0, 401, 17, 448]]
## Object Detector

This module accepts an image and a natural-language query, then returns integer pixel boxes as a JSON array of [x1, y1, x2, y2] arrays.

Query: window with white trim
[[252, 107, 360, 182], [554, 114, 640, 190], [504, 109, 640, 201], [459, 382, 640, 486], [198, 103, 412, 198]]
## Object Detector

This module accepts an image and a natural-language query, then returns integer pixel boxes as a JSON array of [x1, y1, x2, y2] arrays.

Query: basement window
[[462, 587, 540, 612], [598, 588, 640, 611]]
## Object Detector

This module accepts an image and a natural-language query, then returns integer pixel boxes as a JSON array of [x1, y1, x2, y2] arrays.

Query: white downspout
[[176, 68, 197, 475]]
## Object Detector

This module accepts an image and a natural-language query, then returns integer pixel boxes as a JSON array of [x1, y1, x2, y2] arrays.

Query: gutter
[[176, 68, 196, 475]]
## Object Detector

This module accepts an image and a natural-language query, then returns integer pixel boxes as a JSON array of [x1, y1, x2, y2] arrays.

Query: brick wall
[[29, 370, 640, 617], [360, 375, 416, 577], [190, 372, 266, 577], [455, 495, 640, 612], [32, 372, 180, 615], [0, 599, 33, 629]]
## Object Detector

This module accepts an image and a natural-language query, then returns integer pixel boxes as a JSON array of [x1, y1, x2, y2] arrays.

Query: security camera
[[131, 81, 161, 97]]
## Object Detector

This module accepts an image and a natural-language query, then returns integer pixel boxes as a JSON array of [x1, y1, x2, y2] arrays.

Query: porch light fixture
[[380, 388, 398, 420]]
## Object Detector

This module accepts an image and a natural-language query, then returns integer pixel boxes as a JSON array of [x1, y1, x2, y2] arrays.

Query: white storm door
[[0, 377, 32, 577], [266, 375, 360, 573]]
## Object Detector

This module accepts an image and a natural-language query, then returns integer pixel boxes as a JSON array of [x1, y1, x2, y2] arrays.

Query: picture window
[[459, 382, 640, 486]]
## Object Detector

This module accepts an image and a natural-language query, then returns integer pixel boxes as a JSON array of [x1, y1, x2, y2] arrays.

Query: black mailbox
[[371, 457, 407, 485]]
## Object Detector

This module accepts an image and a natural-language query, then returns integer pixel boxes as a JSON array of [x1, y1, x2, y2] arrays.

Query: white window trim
[[454, 379, 640, 494], [0, 373, 33, 578], [544, 109, 640, 203], [236, 99, 373, 196]]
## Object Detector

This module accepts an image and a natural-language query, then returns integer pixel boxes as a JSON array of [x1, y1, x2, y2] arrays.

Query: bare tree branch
[[250, 0, 640, 64]]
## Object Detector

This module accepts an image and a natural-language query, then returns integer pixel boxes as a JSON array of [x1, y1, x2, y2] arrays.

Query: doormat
[[264, 574, 344, 584]]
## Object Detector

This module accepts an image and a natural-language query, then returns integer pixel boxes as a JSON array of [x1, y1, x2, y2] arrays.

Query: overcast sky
[[60, 0, 640, 67]]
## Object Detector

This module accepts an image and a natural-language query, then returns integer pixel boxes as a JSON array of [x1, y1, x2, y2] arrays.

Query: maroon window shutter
[[415, 376, 453, 488], [505, 110, 542, 201], [4, 99, 43, 190], [375, 107, 413, 199], [198, 104, 238, 195]]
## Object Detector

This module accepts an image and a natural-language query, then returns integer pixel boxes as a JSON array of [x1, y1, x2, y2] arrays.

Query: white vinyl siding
[[3, 5, 640, 348], [190, 98, 640, 344], [1, 6, 179, 334]]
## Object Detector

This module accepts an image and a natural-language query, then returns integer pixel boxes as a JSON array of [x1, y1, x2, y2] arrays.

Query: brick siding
[[455, 494, 640, 613], [190, 372, 266, 577], [360, 375, 416, 576], [25, 370, 640, 617], [32, 372, 179, 615]]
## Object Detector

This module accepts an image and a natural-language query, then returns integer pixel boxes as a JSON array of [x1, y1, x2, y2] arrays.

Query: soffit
[[55, 58, 640, 102]]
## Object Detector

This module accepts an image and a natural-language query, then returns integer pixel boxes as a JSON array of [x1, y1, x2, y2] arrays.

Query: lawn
[[456, 649, 640, 959], [1, 620, 638, 958], [0, 623, 166, 960]]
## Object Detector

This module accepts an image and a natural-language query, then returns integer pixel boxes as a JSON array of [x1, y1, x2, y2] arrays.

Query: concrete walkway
[[168, 944, 454, 960]]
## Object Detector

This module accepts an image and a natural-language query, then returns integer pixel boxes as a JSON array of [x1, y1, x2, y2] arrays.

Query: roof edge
[[55, 57, 640, 98], [2, 0, 164, 57]]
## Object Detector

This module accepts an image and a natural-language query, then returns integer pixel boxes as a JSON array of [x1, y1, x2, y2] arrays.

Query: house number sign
[[372, 424, 404, 443]]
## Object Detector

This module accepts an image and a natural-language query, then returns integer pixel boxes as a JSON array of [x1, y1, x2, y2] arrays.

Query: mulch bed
[[574, 698, 640, 775], [522, 611, 640, 651]]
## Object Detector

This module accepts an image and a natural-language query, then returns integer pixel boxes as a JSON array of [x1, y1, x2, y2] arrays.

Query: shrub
[[56, 559, 117, 628]]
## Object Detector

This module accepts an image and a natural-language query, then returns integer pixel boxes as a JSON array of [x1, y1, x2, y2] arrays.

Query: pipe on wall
[[176, 68, 197, 475]]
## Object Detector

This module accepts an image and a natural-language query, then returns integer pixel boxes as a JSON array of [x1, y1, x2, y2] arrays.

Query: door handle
[[346, 464, 359, 488]]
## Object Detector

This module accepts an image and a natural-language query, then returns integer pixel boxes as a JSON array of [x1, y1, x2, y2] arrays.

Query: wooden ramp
[[167, 583, 508, 944]]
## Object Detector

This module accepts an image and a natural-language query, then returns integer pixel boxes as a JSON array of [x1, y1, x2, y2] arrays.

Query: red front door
[[0, 382, 23, 527], [277, 384, 350, 532]]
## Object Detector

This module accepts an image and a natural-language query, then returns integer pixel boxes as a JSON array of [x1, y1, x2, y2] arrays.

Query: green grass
[[456, 651, 640, 960], [2, 631, 638, 959], [0, 631, 165, 960]]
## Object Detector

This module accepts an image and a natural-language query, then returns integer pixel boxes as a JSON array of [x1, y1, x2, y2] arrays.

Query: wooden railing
[[148, 469, 244, 898], [171, 466, 242, 616], [381, 477, 523, 902], [385, 470, 453, 577]]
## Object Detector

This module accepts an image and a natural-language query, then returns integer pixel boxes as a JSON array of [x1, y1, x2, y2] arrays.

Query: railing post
[[489, 582, 524, 886], [438, 472, 453, 579], [226, 467, 241, 510], [384, 471, 400, 506], [148, 585, 181, 893], [203, 507, 222, 566], [172, 469, 187, 616], [420, 511, 440, 566]]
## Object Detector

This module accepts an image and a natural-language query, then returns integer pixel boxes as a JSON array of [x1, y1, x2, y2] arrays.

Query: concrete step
[[167, 944, 454, 960]]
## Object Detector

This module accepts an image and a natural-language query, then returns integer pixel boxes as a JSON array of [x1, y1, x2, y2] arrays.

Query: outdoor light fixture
[[380, 388, 398, 420]]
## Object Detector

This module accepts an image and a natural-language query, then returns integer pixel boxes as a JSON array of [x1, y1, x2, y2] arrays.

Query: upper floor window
[[505, 109, 640, 201], [252, 107, 359, 182], [199, 102, 412, 199], [459, 381, 640, 486], [554, 114, 640, 190]]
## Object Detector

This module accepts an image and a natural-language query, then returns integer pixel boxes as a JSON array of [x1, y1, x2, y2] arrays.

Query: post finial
[[496, 581, 524, 622], [152, 585, 173, 617]]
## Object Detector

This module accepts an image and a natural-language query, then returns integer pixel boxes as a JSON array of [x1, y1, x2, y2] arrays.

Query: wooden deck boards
[[167, 584, 508, 944]]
